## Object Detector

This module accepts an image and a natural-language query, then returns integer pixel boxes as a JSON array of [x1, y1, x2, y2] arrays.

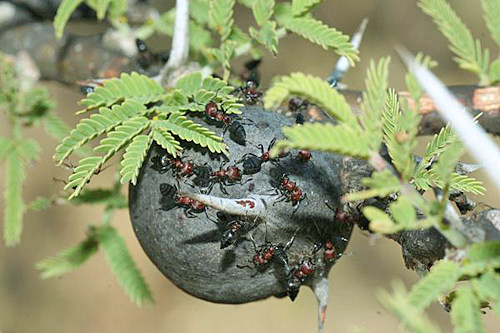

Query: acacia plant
[[1, 0, 500, 332]]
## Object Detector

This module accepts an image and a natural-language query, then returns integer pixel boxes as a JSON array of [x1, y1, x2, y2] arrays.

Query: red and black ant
[[151, 153, 195, 179], [297, 150, 312, 162], [211, 211, 256, 249], [273, 174, 307, 210], [238, 138, 280, 175], [203, 99, 250, 146], [208, 162, 249, 195], [159, 183, 206, 218], [235, 59, 263, 105]]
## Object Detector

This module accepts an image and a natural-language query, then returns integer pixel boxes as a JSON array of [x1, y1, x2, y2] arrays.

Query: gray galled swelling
[[129, 106, 353, 304]]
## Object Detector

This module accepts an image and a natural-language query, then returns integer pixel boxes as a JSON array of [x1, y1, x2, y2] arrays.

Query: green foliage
[[273, 123, 370, 158], [36, 234, 99, 279], [55, 100, 147, 164], [249, 21, 279, 55], [65, 116, 150, 199], [418, 0, 490, 84], [451, 287, 485, 333], [376, 281, 440, 333], [155, 113, 227, 155], [210, 0, 236, 41], [480, 0, 500, 48], [252, 0, 275, 26], [54, 0, 84, 38], [473, 272, 500, 316], [407, 260, 460, 310], [344, 170, 401, 202], [54, 0, 127, 38], [3, 147, 26, 246], [79, 72, 163, 111], [94, 226, 154, 306], [292, 0, 324, 16], [264, 73, 358, 128], [120, 133, 154, 185], [71, 189, 127, 208], [467, 240, 500, 261], [152, 128, 182, 158], [360, 57, 390, 151], [276, 14, 358, 65]]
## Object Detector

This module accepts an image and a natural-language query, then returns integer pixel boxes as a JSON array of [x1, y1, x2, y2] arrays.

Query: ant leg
[[219, 182, 229, 195]]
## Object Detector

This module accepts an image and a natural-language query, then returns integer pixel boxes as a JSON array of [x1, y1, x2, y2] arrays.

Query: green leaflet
[[480, 0, 500, 48], [460, 258, 500, 277], [451, 287, 485, 333], [292, 0, 323, 16], [28, 196, 55, 211], [431, 140, 464, 186], [65, 116, 150, 199], [36, 235, 99, 279], [408, 260, 460, 310], [3, 147, 26, 246], [94, 225, 154, 306], [54, 100, 147, 164], [210, 0, 236, 41], [176, 72, 203, 96], [249, 21, 279, 55], [54, 0, 84, 38], [43, 111, 91, 157], [120, 133, 154, 185], [276, 14, 359, 65], [79, 72, 164, 111], [489, 56, 500, 84], [71, 188, 127, 208], [155, 114, 227, 154], [467, 240, 500, 261], [0, 137, 12, 162], [264, 72, 359, 129], [252, 0, 274, 26], [86, 0, 112, 19], [473, 272, 500, 316], [152, 128, 182, 158], [376, 281, 440, 333], [360, 57, 390, 152], [273, 123, 370, 159], [418, 0, 490, 84], [344, 170, 401, 202]]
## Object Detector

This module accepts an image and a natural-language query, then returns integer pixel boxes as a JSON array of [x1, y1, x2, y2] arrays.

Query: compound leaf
[[36, 235, 99, 279], [55, 100, 147, 163], [156, 113, 227, 154], [467, 240, 500, 262], [95, 225, 154, 306], [264, 73, 359, 129], [408, 260, 460, 310], [0, 137, 12, 162], [249, 20, 279, 55], [210, 0, 235, 41], [419, 0, 489, 83], [451, 287, 484, 333], [481, 0, 500, 48], [3, 147, 26, 246], [176, 72, 203, 96], [54, 0, 84, 38], [360, 57, 390, 152], [120, 133, 154, 185], [276, 15, 359, 65], [273, 123, 370, 158], [65, 117, 150, 199], [473, 272, 500, 316], [292, 0, 323, 16], [79, 72, 163, 111], [152, 128, 182, 158], [252, 0, 274, 26]]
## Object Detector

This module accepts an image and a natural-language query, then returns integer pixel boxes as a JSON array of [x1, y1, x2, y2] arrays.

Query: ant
[[286, 256, 317, 301], [159, 183, 206, 218], [273, 174, 307, 211], [235, 59, 263, 105], [203, 99, 249, 146], [151, 154, 195, 179], [238, 138, 279, 175], [208, 162, 249, 194], [297, 150, 312, 162], [211, 212, 256, 249]]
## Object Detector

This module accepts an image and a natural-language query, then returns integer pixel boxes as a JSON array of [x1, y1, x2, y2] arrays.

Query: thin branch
[[157, 0, 190, 85]]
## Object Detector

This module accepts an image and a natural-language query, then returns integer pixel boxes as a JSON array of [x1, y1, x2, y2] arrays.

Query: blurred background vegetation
[[1, 0, 500, 332]]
